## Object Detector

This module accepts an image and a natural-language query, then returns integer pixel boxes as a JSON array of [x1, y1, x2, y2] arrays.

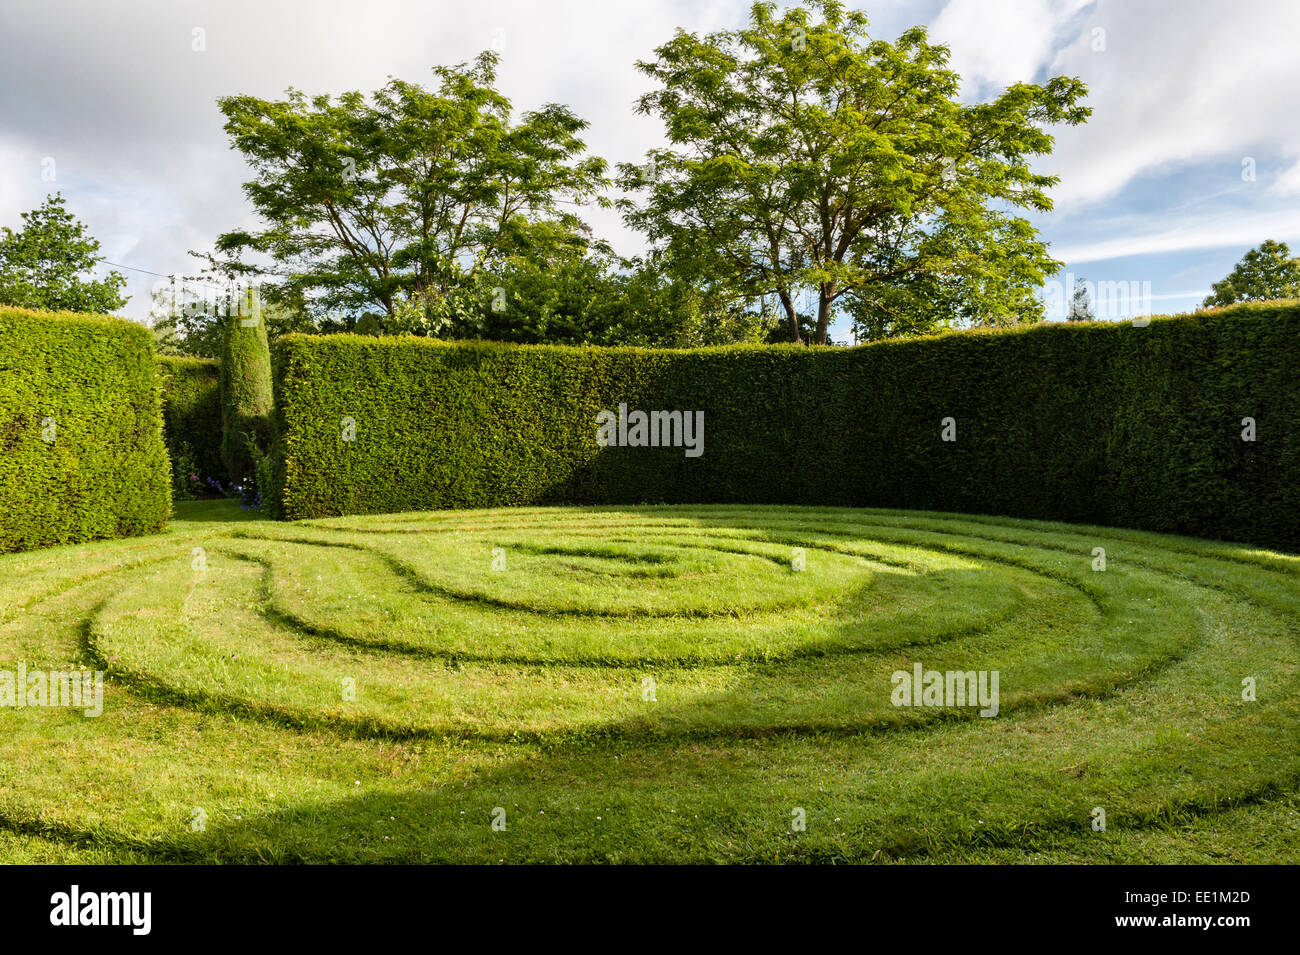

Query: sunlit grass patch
[[1, 500, 1297, 863]]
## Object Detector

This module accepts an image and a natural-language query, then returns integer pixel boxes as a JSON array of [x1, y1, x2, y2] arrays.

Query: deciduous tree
[[620, 0, 1089, 344], [1203, 240, 1300, 307], [0, 194, 127, 313], [213, 53, 608, 328]]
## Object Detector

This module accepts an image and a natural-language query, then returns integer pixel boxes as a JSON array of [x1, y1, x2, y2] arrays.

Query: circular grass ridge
[[1, 503, 1298, 863]]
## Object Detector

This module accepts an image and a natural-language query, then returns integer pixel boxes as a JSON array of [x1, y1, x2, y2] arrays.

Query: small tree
[[1203, 240, 1300, 307], [219, 288, 273, 494], [0, 194, 127, 313], [1067, 278, 1094, 321]]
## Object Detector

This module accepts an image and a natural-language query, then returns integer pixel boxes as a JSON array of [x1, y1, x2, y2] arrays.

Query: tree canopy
[[619, 0, 1089, 344], [1203, 240, 1300, 308], [212, 52, 608, 329], [200, 2, 1095, 348], [0, 194, 128, 313]]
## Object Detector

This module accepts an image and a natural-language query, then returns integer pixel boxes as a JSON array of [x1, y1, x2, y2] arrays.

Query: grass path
[[1, 500, 1297, 863]]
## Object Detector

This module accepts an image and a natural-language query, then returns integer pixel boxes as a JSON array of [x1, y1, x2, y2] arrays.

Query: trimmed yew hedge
[[1, 307, 171, 553], [157, 356, 224, 490], [271, 301, 1300, 551], [219, 299, 273, 486]]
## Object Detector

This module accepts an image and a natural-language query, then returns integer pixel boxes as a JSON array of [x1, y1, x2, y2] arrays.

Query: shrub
[[219, 292, 273, 488], [157, 356, 224, 496], [0, 306, 171, 553], [271, 302, 1300, 551]]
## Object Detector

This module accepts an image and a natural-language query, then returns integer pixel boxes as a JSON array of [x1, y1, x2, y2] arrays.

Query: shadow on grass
[[20, 504, 1271, 863]]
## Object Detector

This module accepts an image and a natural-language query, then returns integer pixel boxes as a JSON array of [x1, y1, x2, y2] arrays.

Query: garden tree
[[0, 194, 127, 313], [765, 305, 819, 343], [478, 251, 773, 347], [610, 257, 777, 346], [844, 263, 1044, 342], [1067, 277, 1094, 321], [358, 241, 770, 347], [476, 250, 633, 344], [1203, 240, 1300, 307], [352, 312, 385, 336], [620, 0, 1089, 345], [212, 52, 608, 328], [662, 294, 779, 347], [218, 287, 273, 489]]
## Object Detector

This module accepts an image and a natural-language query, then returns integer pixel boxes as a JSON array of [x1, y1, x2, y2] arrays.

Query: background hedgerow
[[0, 306, 171, 553], [157, 356, 224, 497], [272, 301, 1300, 551]]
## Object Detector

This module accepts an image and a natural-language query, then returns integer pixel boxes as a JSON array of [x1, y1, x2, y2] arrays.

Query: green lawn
[[1, 500, 1298, 863]]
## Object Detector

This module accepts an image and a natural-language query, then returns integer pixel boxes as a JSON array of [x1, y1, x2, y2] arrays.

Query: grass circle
[[1, 502, 1297, 863]]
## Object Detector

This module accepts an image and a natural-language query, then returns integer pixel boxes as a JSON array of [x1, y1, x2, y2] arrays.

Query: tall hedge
[[219, 291, 273, 487], [157, 356, 223, 490], [271, 302, 1300, 552], [0, 306, 172, 553]]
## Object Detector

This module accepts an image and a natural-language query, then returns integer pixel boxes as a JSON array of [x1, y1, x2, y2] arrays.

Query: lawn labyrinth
[[2, 502, 1298, 862]]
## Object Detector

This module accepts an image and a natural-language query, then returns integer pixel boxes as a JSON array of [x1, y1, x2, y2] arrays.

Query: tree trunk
[[815, 287, 832, 345], [778, 289, 802, 345]]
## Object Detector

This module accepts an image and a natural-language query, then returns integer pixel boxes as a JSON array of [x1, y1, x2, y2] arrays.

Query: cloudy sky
[[2, 0, 1298, 335]]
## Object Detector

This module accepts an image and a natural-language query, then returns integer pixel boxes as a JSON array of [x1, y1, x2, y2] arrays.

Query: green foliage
[[157, 356, 224, 496], [1203, 240, 1300, 307], [219, 292, 273, 488], [0, 194, 128, 313], [213, 52, 607, 326], [0, 306, 170, 553], [246, 436, 275, 510], [620, 0, 1089, 344], [257, 249, 773, 347], [151, 277, 316, 358], [472, 253, 773, 347], [271, 302, 1300, 551], [351, 312, 385, 337]]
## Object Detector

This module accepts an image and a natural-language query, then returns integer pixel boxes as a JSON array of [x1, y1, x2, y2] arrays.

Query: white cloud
[[930, 0, 1300, 209], [1041, 0, 1300, 207], [0, 0, 742, 316], [1270, 156, 1300, 196], [0, 136, 36, 226], [1054, 207, 1300, 263], [5, 0, 1300, 317], [930, 0, 1092, 93]]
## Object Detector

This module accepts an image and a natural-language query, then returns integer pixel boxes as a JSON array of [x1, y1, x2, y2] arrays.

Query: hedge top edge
[[272, 299, 1300, 359]]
